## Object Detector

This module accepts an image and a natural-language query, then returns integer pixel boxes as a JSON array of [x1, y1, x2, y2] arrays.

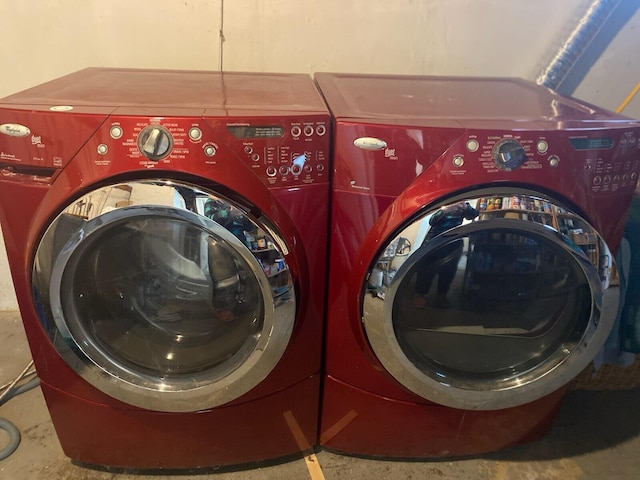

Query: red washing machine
[[315, 72, 640, 458], [0, 68, 330, 469]]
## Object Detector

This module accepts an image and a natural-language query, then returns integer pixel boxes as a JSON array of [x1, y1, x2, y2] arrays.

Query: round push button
[[536, 140, 549, 154], [465, 139, 479, 152], [204, 145, 216, 157], [110, 126, 123, 139], [188, 127, 203, 141]]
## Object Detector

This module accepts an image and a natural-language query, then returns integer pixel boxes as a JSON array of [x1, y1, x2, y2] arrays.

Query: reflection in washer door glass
[[391, 229, 592, 381], [63, 217, 264, 377], [202, 196, 255, 242]]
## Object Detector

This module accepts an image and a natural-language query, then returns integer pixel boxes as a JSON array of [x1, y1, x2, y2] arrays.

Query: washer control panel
[[227, 119, 330, 187], [89, 115, 330, 187]]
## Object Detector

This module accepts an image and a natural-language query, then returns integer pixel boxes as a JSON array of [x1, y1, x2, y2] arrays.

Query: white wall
[[1, 0, 640, 309], [0, 1, 221, 97], [223, 0, 579, 77], [0, 226, 17, 310]]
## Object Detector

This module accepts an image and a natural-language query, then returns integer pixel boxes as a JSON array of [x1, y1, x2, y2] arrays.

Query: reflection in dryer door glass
[[364, 193, 616, 387], [392, 229, 592, 380]]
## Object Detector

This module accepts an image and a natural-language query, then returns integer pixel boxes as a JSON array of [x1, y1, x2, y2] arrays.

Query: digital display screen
[[569, 137, 614, 150], [227, 125, 284, 139]]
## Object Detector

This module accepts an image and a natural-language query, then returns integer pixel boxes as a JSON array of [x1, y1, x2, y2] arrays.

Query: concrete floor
[[2, 310, 640, 480]]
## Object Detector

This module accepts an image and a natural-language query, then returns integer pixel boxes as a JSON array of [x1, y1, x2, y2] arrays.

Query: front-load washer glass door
[[32, 180, 295, 412], [362, 191, 619, 410]]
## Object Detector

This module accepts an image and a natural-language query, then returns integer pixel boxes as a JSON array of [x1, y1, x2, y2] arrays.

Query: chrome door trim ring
[[363, 201, 618, 410], [38, 181, 296, 412]]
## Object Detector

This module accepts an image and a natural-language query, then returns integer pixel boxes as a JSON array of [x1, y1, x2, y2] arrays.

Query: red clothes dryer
[[0, 68, 330, 469], [315, 72, 640, 458]]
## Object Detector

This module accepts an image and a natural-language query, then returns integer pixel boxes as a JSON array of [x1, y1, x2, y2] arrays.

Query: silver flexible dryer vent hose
[[536, 0, 621, 91]]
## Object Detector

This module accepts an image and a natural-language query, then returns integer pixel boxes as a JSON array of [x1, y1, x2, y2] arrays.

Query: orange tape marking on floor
[[283, 410, 326, 480]]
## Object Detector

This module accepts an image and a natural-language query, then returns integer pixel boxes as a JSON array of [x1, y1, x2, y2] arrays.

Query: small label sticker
[[0, 123, 31, 137], [354, 137, 387, 151]]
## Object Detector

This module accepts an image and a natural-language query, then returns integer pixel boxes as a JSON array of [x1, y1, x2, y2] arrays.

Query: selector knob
[[138, 125, 173, 161], [492, 138, 528, 171]]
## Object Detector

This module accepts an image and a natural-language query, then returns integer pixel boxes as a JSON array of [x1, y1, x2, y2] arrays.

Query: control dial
[[492, 138, 528, 171], [138, 125, 173, 161]]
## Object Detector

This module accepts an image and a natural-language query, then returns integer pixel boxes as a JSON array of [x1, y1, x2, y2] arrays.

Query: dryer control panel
[[332, 122, 640, 199], [444, 128, 640, 197]]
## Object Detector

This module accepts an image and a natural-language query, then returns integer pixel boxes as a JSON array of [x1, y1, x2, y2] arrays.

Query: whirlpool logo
[[353, 137, 387, 151], [0, 123, 31, 137]]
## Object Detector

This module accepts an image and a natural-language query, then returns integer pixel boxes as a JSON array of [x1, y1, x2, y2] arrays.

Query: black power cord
[[0, 361, 40, 461]]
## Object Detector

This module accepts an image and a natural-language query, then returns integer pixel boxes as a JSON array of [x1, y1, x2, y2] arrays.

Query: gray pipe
[[0, 418, 21, 461], [536, 0, 621, 90]]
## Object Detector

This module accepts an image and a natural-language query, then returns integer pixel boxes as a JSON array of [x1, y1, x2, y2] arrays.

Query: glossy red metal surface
[[321, 376, 566, 458], [316, 72, 640, 457], [0, 68, 330, 468], [315, 72, 625, 123], [41, 374, 320, 469], [1, 67, 326, 112]]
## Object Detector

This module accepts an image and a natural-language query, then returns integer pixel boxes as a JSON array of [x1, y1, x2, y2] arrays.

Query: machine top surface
[[0, 67, 328, 113], [314, 72, 639, 124]]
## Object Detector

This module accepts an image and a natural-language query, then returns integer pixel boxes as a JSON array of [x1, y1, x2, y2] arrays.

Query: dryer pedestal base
[[320, 375, 567, 458], [41, 374, 320, 469]]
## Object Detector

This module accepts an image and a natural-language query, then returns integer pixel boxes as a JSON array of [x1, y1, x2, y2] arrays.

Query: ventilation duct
[[536, 0, 621, 91]]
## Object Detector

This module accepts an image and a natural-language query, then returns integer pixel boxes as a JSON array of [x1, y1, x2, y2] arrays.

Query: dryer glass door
[[362, 193, 619, 410], [33, 181, 295, 412]]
